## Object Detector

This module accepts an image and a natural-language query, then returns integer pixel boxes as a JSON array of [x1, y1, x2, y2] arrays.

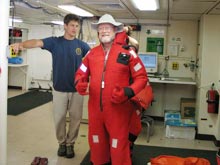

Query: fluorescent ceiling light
[[9, 18, 23, 23], [51, 21, 64, 25], [131, 0, 159, 11], [9, 18, 23, 27], [58, 5, 94, 17]]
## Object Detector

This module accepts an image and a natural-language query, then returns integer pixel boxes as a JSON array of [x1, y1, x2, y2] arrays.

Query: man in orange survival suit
[[75, 14, 147, 165]]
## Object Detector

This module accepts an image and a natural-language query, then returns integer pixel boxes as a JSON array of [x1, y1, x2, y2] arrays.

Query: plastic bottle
[[157, 41, 163, 54]]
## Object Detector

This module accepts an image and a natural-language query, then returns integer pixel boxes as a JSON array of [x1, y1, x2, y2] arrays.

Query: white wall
[[27, 25, 53, 89], [11, 19, 198, 88], [10, 19, 198, 119], [197, 15, 220, 138], [140, 20, 198, 117], [24, 25, 67, 89], [122, 20, 198, 79]]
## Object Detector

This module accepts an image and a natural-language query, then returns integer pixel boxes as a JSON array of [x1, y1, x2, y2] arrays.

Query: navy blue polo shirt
[[42, 36, 90, 92]]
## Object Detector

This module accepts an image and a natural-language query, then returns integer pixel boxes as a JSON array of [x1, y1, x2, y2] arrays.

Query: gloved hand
[[111, 84, 134, 104], [75, 76, 89, 95]]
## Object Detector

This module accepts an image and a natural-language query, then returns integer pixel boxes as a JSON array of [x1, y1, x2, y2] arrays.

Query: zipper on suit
[[100, 50, 110, 111]]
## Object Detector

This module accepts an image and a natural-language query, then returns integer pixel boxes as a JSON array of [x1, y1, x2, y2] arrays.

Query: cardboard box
[[180, 98, 196, 119]]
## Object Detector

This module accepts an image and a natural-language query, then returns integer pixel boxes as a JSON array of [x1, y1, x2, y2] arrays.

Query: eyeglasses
[[97, 26, 113, 32]]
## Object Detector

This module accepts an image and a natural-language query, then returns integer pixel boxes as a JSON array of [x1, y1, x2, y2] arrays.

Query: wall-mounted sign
[[147, 37, 164, 55]]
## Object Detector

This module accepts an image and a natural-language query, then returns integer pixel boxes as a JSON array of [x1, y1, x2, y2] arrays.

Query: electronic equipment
[[138, 52, 158, 74]]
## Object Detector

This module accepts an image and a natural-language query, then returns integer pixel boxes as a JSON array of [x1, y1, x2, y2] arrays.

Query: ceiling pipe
[[77, 0, 101, 16], [37, 1, 69, 15], [119, 0, 139, 21], [165, 0, 171, 55], [167, 0, 170, 25], [204, 0, 220, 14]]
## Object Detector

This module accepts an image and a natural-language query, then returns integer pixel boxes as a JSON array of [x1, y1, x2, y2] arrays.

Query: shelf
[[9, 37, 22, 39], [8, 28, 28, 90], [149, 77, 196, 85], [8, 64, 28, 67]]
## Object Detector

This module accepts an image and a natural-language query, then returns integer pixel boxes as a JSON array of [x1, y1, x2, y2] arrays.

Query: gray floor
[[7, 89, 219, 165]]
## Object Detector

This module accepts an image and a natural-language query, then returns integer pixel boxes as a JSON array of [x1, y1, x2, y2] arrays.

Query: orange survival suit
[[75, 43, 147, 165]]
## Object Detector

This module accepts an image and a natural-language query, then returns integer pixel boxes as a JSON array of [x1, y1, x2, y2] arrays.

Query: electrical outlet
[[172, 62, 179, 70]]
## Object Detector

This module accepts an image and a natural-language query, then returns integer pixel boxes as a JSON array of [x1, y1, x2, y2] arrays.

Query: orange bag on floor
[[150, 155, 210, 165]]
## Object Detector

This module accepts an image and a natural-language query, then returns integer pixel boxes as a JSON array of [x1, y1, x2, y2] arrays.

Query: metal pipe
[[120, 0, 138, 21]]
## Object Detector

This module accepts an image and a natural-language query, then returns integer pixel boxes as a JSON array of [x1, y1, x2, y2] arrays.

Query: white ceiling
[[10, 0, 220, 25]]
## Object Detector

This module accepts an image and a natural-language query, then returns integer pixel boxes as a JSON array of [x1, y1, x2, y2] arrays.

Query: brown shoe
[[31, 157, 41, 165], [39, 157, 48, 165]]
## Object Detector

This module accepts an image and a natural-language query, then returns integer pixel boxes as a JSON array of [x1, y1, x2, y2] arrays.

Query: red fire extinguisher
[[206, 83, 219, 113]]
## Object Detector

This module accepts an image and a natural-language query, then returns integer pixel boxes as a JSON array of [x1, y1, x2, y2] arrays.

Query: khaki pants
[[52, 90, 83, 146]]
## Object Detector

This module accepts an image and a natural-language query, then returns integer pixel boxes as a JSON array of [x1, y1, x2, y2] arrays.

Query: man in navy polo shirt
[[10, 14, 90, 159]]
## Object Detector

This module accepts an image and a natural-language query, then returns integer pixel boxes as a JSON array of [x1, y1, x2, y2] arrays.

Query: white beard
[[100, 35, 115, 44]]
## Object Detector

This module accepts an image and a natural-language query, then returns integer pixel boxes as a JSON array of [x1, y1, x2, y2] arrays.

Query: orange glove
[[111, 84, 134, 104], [75, 76, 89, 95]]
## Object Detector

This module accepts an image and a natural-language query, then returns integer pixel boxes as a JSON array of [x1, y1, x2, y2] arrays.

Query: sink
[[161, 77, 179, 81], [149, 77, 160, 81]]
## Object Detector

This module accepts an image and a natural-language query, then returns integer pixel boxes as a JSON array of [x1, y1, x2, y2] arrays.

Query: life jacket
[[150, 155, 211, 165]]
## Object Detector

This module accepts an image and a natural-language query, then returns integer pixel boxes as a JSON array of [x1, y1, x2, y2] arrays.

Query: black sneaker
[[57, 144, 66, 157], [66, 145, 75, 158]]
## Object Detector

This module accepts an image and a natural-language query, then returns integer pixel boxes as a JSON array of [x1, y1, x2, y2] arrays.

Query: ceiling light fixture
[[58, 5, 94, 17], [51, 21, 64, 25], [9, 18, 23, 23], [9, 18, 23, 27], [131, 0, 159, 11]]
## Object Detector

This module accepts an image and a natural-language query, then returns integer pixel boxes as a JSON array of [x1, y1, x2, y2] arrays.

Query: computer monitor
[[138, 52, 158, 74]]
